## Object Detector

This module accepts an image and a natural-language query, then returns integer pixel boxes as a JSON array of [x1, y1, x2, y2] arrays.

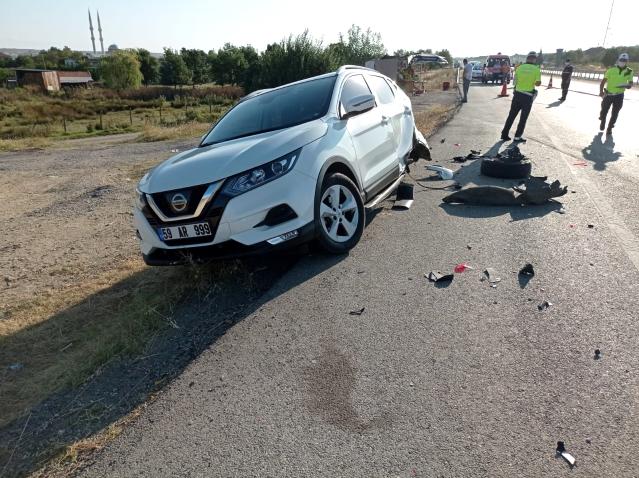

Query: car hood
[[140, 119, 328, 193]]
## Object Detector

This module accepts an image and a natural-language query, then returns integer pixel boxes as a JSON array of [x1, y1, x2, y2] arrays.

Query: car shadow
[[0, 250, 346, 477], [581, 132, 622, 171]]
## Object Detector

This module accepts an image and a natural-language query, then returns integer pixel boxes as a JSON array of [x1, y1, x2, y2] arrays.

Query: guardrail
[[541, 69, 639, 85]]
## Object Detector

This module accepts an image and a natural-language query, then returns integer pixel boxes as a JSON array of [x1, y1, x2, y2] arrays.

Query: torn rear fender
[[407, 128, 431, 164]]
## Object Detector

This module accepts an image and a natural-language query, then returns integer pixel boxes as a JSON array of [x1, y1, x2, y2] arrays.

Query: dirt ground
[[0, 134, 193, 323]]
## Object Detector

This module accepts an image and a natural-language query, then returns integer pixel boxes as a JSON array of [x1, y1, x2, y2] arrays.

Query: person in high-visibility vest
[[599, 53, 633, 135], [500, 51, 542, 142]]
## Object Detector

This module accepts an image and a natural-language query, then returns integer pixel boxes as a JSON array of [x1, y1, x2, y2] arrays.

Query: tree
[[211, 43, 249, 85], [137, 49, 160, 85], [256, 31, 336, 89], [160, 48, 192, 87], [0, 68, 10, 86], [602, 47, 622, 67], [100, 50, 143, 89], [335, 25, 386, 65], [181, 48, 210, 85], [435, 49, 453, 65]]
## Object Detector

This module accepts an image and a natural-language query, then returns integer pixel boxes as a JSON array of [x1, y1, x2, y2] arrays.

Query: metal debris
[[394, 183, 414, 209], [519, 263, 535, 276], [349, 307, 365, 316], [594, 349, 601, 360], [426, 165, 454, 180], [426, 271, 454, 283], [556, 441, 576, 468], [538, 300, 553, 311]]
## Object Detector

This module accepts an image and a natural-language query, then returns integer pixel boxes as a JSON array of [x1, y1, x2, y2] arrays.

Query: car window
[[340, 75, 372, 107], [366, 75, 395, 104], [201, 75, 336, 145]]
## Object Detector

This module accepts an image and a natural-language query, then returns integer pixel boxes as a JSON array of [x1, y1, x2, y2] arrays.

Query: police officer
[[501, 51, 542, 142], [599, 53, 633, 135], [559, 58, 573, 102]]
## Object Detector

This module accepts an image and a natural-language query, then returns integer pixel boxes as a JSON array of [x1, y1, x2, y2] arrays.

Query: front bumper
[[135, 169, 317, 265]]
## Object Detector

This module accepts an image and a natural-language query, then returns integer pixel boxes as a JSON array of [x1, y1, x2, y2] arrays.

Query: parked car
[[482, 54, 512, 84], [134, 66, 430, 265], [471, 63, 484, 81], [409, 54, 449, 67]]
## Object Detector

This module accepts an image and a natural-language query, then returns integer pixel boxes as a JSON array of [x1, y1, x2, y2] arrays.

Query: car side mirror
[[341, 94, 376, 119]]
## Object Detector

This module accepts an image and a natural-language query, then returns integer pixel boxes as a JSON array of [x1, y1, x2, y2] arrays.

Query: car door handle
[[381, 116, 390, 124]]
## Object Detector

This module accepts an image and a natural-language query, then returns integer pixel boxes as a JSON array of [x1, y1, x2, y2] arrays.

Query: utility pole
[[602, 0, 615, 48]]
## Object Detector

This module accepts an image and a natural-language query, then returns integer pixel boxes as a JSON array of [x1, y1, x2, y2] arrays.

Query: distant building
[[14, 68, 93, 92], [64, 58, 79, 68]]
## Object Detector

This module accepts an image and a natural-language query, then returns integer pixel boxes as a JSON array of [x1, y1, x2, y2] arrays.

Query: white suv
[[134, 66, 430, 265]]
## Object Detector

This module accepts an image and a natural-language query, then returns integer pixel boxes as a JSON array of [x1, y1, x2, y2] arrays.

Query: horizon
[[1, 0, 638, 58]]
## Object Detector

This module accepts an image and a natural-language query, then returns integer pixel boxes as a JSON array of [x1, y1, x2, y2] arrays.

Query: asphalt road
[[80, 81, 639, 477]]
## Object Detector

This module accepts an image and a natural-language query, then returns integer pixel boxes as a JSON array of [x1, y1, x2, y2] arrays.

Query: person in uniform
[[599, 53, 633, 135], [559, 59, 574, 101], [500, 51, 542, 142]]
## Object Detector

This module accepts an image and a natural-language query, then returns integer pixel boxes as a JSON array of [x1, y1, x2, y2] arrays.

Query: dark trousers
[[501, 91, 534, 138], [463, 79, 471, 101], [560, 79, 570, 100], [599, 94, 624, 130]]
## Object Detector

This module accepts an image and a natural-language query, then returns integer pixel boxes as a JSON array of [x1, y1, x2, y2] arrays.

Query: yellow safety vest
[[515, 63, 541, 93], [605, 66, 633, 94]]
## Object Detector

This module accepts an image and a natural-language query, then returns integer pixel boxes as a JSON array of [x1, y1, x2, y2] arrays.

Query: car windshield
[[201, 75, 337, 146]]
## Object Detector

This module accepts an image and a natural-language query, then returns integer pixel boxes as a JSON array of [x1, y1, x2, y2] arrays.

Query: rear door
[[341, 74, 395, 191], [367, 74, 413, 162]]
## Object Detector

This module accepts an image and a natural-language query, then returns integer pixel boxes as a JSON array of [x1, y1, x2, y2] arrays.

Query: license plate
[[157, 222, 212, 241]]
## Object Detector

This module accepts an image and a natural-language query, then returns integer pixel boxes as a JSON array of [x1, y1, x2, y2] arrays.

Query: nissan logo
[[170, 193, 188, 213]]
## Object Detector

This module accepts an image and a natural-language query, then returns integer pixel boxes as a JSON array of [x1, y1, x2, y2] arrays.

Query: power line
[[602, 0, 615, 48]]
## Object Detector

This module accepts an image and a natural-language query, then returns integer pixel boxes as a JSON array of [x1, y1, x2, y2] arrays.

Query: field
[[0, 85, 242, 151]]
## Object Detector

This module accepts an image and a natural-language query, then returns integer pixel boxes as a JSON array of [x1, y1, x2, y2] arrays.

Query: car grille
[[149, 184, 209, 219], [143, 188, 230, 247]]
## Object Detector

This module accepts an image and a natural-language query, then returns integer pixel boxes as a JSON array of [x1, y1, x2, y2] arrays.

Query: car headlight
[[135, 187, 147, 210], [221, 149, 301, 197]]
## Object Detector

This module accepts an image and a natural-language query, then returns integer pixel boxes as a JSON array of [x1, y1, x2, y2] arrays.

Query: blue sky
[[1, 0, 637, 57]]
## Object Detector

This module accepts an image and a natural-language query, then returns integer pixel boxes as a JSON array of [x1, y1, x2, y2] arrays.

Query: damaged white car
[[134, 65, 430, 265]]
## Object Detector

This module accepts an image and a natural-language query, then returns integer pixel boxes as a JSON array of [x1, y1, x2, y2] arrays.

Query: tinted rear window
[[202, 75, 337, 145]]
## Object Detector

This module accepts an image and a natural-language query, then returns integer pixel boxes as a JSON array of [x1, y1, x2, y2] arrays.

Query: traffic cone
[[547, 74, 553, 89], [498, 81, 509, 97]]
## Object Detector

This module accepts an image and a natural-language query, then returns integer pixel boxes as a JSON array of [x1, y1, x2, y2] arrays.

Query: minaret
[[88, 9, 96, 54], [97, 10, 104, 54]]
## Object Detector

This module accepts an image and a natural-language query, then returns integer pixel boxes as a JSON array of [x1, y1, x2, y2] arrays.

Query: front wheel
[[315, 173, 364, 254]]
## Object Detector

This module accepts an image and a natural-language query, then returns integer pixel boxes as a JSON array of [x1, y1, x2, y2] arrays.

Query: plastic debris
[[519, 263, 535, 276], [573, 161, 588, 167], [440, 138, 446, 144], [349, 307, 365, 316], [454, 143, 461, 147], [443, 177, 567, 206], [454, 263, 473, 273], [426, 271, 454, 283], [538, 300, 553, 311], [8, 363, 23, 371], [556, 441, 576, 468], [170, 149, 180, 153], [484, 268, 501, 283], [588, 224, 595, 228], [594, 349, 601, 360], [425, 165, 454, 180], [394, 183, 414, 209]]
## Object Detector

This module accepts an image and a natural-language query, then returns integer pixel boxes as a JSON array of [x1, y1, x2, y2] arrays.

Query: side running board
[[364, 174, 404, 209]]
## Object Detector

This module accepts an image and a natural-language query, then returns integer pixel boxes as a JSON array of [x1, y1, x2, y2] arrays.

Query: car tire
[[480, 157, 532, 179], [315, 173, 364, 254]]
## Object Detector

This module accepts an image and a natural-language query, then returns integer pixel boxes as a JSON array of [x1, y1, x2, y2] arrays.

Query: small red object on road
[[454, 263, 473, 273], [573, 161, 588, 167]]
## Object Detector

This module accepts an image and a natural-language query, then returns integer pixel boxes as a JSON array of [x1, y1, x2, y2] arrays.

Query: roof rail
[[337, 65, 378, 73]]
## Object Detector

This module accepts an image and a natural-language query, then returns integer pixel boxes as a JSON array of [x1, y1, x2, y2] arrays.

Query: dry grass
[[137, 121, 212, 142], [0, 137, 52, 152], [414, 103, 459, 137]]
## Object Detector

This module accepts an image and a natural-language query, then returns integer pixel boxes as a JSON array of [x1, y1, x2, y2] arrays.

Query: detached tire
[[480, 157, 532, 179], [315, 173, 364, 254]]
